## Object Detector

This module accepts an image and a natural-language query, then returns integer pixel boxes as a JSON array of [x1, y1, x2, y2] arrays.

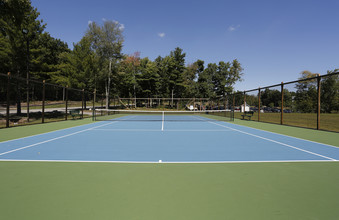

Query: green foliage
[[0, 0, 68, 80], [55, 36, 97, 89], [196, 61, 214, 98], [0, 2, 244, 101], [85, 20, 124, 106], [261, 89, 281, 108], [31, 32, 69, 80], [196, 59, 243, 99], [321, 70, 339, 113], [294, 71, 318, 113], [169, 47, 186, 97], [0, 0, 45, 76], [116, 53, 140, 98], [138, 58, 160, 97]]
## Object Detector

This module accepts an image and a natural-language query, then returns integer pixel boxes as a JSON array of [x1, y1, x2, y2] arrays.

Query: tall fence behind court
[[1, 71, 338, 132], [0, 72, 91, 128], [232, 72, 339, 132]]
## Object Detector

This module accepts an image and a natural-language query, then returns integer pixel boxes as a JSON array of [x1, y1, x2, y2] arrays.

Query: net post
[[317, 74, 321, 130], [281, 82, 284, 125], [42, 80, 45, 123], [6, 72, 11, 128]]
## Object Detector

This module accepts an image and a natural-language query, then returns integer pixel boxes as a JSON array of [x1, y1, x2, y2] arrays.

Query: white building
[[240, 103, 250, 112]]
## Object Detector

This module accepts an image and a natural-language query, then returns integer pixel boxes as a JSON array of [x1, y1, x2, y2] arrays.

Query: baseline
[[0, 158, 336, 164]]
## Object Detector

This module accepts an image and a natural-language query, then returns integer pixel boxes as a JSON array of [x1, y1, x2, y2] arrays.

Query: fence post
[[317, 74, 321, 130], [26, 74, 30, 123], [281, 82, 284, 125], [92, 90, 96, 121], [42, 80, 45, 123], [65, 86, 68, 120], [6, 72, 11, 128], [232, 94, 235, 113], [258, 88, 261, 122], [82, 89, 84, 119], [243, 91, 246, 112], [101, 93, 104, 110]]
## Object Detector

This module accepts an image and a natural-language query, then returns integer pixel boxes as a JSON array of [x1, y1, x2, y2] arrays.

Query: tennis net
[[94, 109, 234, 122]]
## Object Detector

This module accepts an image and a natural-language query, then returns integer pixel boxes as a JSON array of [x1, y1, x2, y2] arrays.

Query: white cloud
[[119, 24, 125, 31], [102, 18, 107, 22], [158, 32, 165, 38], [88, 20, 93, 25], [228, 25, 240, 32]]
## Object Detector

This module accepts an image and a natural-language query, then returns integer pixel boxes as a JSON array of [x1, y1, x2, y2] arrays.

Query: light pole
[[22, 28, 30, 122]]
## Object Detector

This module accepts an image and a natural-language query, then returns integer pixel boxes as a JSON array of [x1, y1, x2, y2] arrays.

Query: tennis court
[[1, 110, 338, 163], [1, 112, 339, 220]]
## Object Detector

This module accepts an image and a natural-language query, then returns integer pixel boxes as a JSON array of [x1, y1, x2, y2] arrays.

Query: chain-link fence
[[232, 72, 339, 132], [0, 73, 92, 128], [2, 72, 337, 132]]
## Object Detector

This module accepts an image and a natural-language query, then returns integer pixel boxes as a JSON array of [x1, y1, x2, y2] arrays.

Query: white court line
[[230, 121, 339, 149], [0, 159, 336, 164], [0, 119, 127, 157], [0, 120, 100, 144], [91, 128, 232, 132], [193, 116, 337, 161]]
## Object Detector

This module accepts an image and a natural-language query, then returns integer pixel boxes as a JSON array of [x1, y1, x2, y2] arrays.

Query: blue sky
[[31, 0, 339, 91]]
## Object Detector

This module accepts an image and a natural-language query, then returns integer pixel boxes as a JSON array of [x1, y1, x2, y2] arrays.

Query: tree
[[197, 59, 243, 100], [86, 20, 124, 108], [197, 62, 215, 98], [55, 36, 98, 90], [261, 89, 281, 108], [0, 0, 57, 115], [321, 69, 339, 113], [138, 57, 160, 98], [169, 47, 186, 98], [181, 62, 199, 97], [0, 0, 45, 77], [155, 55, 172, 97], [124, 52, 140, 105], [117, 52, 141, 101], [31, 32, 69, 81], [294, 71, 318, 113]]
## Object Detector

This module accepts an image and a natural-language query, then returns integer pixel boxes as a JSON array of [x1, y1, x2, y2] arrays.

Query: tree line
[[1, 0, 337, 114], [1, 0, 243, 104]]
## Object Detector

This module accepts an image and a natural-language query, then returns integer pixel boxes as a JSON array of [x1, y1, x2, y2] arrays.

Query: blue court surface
[[1, 116, 339, 163]]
